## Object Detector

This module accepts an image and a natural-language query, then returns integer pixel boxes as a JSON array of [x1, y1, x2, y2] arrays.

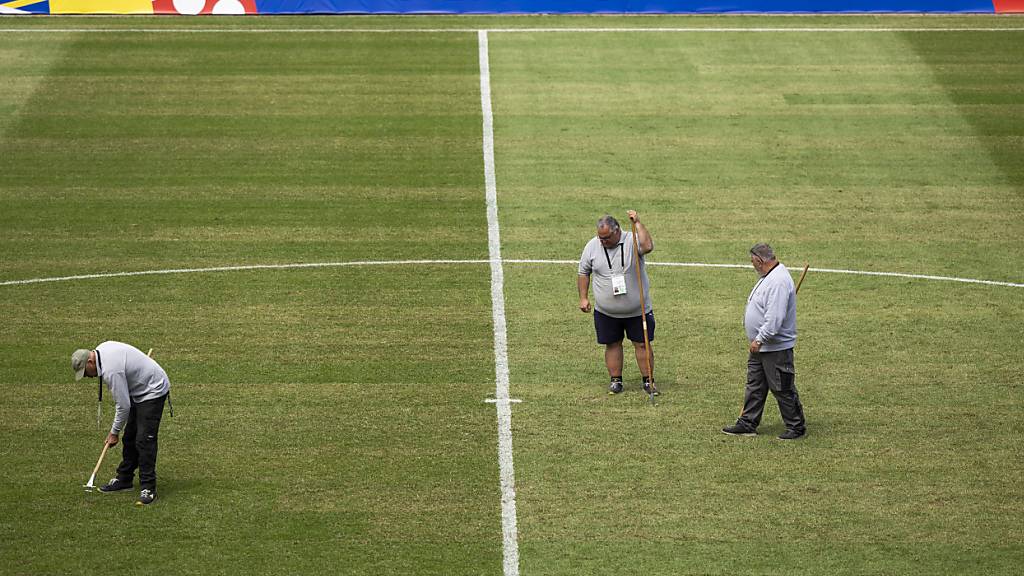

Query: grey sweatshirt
[[96, 341, 170, 435], [744, 262, 797, 352]]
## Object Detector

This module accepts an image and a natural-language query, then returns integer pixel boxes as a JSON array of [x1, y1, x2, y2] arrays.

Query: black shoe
[[135, 488, 156, 506], [778, 429, 806, 440], [642, 381, 660, 396], [99, 478, 133, 493], [721, 423, 757, 437], [608, 381, 624, 395]]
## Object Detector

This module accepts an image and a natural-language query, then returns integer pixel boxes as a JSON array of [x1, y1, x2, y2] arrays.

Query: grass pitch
[[1, 15, 1022, 576]]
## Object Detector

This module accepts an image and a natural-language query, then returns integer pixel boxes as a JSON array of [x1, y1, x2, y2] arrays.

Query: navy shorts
[[594, 309, 655, 345]]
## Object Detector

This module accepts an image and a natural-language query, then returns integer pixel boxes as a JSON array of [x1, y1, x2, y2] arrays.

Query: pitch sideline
[[1, 27, 1023, 33]]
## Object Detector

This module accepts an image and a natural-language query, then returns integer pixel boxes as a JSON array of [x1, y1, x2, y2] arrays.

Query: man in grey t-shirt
[[578, 211, 657, 395]]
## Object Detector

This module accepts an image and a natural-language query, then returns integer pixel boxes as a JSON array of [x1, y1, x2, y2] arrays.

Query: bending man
[[72, 341, 171, 505]]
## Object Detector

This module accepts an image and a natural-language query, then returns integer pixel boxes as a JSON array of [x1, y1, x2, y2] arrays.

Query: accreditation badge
[[612, 274, 627, 296]]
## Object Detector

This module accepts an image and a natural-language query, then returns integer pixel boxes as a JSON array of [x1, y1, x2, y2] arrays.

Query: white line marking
[[479, 30, 521, 576], [485, 398, 524, 404], [507, 259, 1024, 288], [0, 27, 1021, 33], [648, 262, 1024, 288], [0, 259, 489, 286], [793, 266, 1024, 288], [1, 259, 1021, 288], [487, 27, 1024, 32]]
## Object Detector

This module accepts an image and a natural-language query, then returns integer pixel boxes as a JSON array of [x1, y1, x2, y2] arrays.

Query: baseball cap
[[71, 349, 91, 381]]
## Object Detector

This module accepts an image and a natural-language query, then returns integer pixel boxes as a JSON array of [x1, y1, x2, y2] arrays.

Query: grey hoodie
[[744, 262, 797, 352], [96, 341, 170, 435]]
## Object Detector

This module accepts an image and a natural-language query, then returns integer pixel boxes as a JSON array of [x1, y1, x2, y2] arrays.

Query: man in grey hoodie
[[72, 341, 170, 504], [722, 243, 807, 440]]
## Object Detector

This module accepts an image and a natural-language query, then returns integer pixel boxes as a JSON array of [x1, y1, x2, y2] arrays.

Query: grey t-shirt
[[578, 231, 652, 318]]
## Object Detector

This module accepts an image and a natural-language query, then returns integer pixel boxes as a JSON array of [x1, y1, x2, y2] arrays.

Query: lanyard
[[95, 349, 103, 402], [603, 243, 624, 272], [749, 262, 780, 301]]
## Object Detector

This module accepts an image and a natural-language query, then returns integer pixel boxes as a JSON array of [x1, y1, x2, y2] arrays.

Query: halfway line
[[479, 30, 521, 576]]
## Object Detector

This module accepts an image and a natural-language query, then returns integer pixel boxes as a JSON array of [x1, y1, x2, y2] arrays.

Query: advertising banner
[[1, 0, 1016, 16]]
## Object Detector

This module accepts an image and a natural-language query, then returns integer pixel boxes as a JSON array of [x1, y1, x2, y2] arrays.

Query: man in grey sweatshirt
[[72, 341, 170, 504], [722, 243, 807, 440]]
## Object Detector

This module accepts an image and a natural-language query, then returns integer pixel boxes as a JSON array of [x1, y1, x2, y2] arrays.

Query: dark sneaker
[[135, 488, 156, 506], [99, 478, 133, 493], [721, 424, 757, 437], [642, 381, 660, 396], [608, 381, 624, 395], [778, 429, 806, 440]]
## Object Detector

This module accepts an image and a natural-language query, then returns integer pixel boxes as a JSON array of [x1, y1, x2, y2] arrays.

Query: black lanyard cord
[[603, 243, 625, 271], [749, 262, 781, 301], [95, 349, 103, 403]]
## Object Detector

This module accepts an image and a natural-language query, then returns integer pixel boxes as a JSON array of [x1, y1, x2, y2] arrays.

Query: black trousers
[[116, 394, 166, 490], [739, 348, 806, 433]]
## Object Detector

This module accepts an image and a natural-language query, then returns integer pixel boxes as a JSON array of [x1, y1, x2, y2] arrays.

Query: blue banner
[[0, 0, 997, 14], [255, 0, 995, 11], [253, 0, 991, 11]]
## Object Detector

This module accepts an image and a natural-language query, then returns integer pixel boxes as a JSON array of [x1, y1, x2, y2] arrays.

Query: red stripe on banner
[[993, 0, 1024, 11], [151, 0, 258, 14]]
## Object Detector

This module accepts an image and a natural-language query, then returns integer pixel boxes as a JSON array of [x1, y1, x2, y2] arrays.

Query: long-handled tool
[[630, 218, 656, 405], [796, 263, 809, 295], [83, 441, 110, 492]]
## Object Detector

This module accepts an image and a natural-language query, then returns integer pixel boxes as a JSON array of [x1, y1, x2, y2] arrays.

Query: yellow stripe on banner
[[51, 0, 154, 13], [1, 0, 45, 9]]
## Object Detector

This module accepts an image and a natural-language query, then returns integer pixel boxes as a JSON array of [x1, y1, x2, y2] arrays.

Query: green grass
[[0, 31, 485, 278], [1, 15, 1022, 576]]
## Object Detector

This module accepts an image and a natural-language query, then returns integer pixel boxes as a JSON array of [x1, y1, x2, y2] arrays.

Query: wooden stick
[[85, 441, 110, 488], [630, 219, 656, 400], [796, 263, 810, 295]]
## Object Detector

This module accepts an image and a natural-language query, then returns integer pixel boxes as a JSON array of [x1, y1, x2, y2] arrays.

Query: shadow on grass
[[900, 30, 1024, 194], [157, 477, 202, 500]]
